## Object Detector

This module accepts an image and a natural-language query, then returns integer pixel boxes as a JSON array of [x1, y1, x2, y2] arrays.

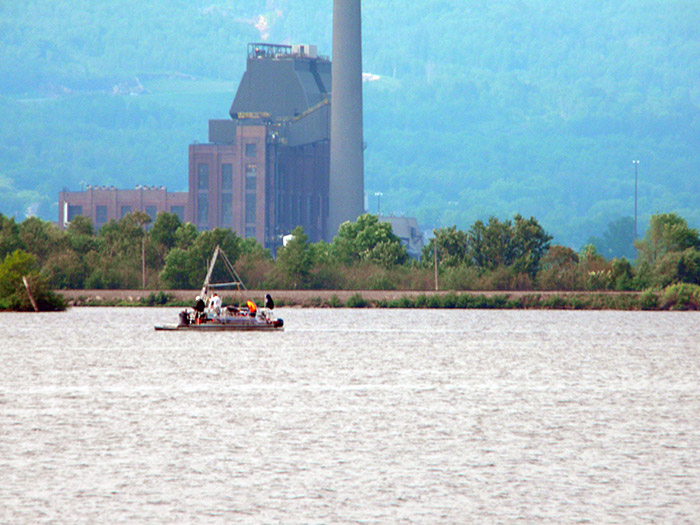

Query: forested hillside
[[1, 0, 698, 250]]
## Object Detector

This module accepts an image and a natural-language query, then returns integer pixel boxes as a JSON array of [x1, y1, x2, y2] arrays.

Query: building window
[[198, 193, 209, 227], [198, 163, 209, 190], [170, 206, 185, 222], [245, 226, 256, 238], [245, 164, 256, 191], [221, 194, 233, 226], [121, 205, 131, 218], [221, 163, 233, 191], [245, 143, 257, 157], [245, 194, 256, 224], [67, 205, 82, 221], [145, 205, 157, 222], [96, 205, 108, 227]]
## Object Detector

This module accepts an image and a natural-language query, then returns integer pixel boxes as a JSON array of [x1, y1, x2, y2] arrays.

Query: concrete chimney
[[328, 0, 365, 240]]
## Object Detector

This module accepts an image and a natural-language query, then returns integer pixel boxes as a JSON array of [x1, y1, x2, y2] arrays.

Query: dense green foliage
[[0, 249, 66, 311], [3, 211, 700, 302], [1, 0, 699, 249], [333, 214, 408, 268], [633, 213, 700, 288]]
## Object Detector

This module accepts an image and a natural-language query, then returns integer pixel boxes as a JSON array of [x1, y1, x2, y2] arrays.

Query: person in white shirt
[[208, 293, 222, 315]]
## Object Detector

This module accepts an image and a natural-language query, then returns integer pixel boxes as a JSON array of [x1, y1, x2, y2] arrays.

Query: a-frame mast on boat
[[201, 245, 246, 299]]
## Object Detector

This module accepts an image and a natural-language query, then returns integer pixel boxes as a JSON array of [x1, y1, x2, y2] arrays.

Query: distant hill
[[1, 0, 698, 249]]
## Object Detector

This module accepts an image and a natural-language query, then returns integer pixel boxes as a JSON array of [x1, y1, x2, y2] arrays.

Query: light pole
[[375, 192, 383, 215], [633, 160, 639, 240], [434, 240, 439, 291]]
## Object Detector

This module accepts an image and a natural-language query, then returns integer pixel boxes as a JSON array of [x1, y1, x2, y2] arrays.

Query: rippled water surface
[[1, 307, 699, 523]]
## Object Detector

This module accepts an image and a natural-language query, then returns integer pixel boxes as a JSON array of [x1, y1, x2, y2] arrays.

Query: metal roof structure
[[229, 42, 331, 121]]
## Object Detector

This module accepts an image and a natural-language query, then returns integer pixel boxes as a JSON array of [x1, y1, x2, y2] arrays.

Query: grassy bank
[[56, 284, 700, 311]]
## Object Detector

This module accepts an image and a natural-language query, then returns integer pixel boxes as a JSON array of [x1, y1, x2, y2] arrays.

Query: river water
[[1, 307, 699, 523]]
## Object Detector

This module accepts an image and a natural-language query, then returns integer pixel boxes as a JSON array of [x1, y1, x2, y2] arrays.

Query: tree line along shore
[[2, 211, 700, 311]]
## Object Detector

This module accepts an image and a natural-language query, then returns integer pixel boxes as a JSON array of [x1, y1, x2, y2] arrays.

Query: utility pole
[[133, 210, 150, 290], [433, 239, 439, 291], [633, 160, 639, 240], [142, 235, 146, 290]]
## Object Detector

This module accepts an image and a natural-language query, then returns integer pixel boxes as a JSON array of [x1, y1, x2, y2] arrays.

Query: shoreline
[[53, 289, 688, 311]]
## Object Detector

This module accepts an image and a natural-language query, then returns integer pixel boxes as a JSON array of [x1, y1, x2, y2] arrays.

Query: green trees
[[466, 215, 552, 277], [17, 217, 62, 265], [422, 226, 468, 268], [53, 216, 95, 288], [635, 213, 700, 287], [0, 250, 36, 308], [0, 214, 23, 260], [2, 211, 699, 296], [174, 222, 198, 250], [421, 214, 552, 289], [537, 245, 580, 290], [150, 211, 181, 253], [510, 215, 554, 277], [85, 211, 152, 289], [332, 214, 408, 268], [160, 227, 243, 289], [635, 213, 700, 266], [66, 216, 96, 255], [323, 214, 410, 289], [0, 250, 66, 311], [236, 237, 274, 289], [160, 249, 196, 289], [275, 226, 313, 289]]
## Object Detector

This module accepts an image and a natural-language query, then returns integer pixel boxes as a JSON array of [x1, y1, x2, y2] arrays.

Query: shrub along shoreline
[[57, 284, 700, 311]]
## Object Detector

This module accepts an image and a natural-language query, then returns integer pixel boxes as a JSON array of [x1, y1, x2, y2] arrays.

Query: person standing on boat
[[194, 295, 206, 323], [264, 294, 274, 310], [209, 293, 222, 315]]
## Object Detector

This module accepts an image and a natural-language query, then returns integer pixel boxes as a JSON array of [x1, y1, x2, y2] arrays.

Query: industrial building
[[190, 42, 333, 249], [192, 0, 366, 246], [58, 185, 187, 230], [192, 13, 367, 250], [378, 216, 425, 259], [60, 0, 368, 249], [60, 42, 335, 252], [57, 2, 423, 254]]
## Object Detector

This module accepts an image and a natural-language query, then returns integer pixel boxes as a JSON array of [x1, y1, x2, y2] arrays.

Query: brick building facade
[[58, 186, 188, 230]]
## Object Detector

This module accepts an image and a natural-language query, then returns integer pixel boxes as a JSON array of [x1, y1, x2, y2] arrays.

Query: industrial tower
[[328, 0, 365, 240]]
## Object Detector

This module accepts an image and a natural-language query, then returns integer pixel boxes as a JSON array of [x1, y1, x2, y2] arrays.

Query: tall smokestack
[[328, 0, 364, 240]]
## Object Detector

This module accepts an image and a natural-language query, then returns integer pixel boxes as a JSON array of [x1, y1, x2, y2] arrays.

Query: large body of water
[[1, 307, 699, 523]]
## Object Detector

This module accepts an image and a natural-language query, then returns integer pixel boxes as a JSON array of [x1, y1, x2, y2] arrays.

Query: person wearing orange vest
[[246, 300, 257, 317]]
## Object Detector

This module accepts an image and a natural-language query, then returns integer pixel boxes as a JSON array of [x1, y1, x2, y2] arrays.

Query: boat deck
[[154, 322, 283, 331]]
